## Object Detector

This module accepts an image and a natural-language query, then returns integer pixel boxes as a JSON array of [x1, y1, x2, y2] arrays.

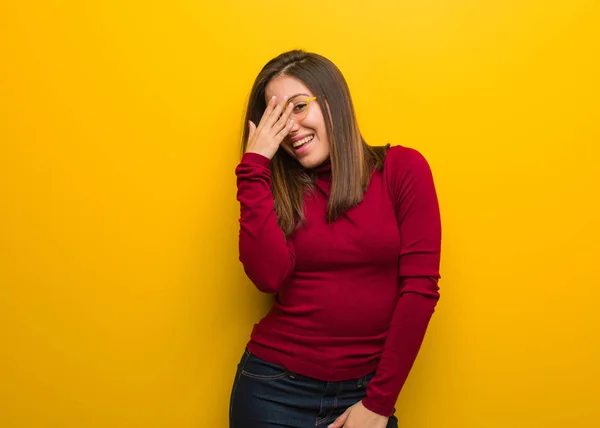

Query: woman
[[230, 50, 441, 428]]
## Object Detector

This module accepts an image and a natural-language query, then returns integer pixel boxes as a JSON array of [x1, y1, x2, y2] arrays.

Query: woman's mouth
[[292, 134, 314, 151]]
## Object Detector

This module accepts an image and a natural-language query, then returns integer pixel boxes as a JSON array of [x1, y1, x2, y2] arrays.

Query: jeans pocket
[[240, 351, 291, 380]]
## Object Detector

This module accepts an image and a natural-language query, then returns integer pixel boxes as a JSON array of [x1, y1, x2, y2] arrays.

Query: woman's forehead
[[265, 75, 312, 100]]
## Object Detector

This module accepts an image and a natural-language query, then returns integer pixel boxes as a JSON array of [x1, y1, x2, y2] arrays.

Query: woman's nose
[[289, 119, 301, 133]]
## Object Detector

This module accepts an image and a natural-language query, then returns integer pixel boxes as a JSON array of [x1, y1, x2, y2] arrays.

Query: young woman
[[230, 50, 441, 428]]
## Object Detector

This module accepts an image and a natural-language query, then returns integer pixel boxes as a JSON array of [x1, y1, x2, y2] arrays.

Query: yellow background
[[1, 1, 599, 427]]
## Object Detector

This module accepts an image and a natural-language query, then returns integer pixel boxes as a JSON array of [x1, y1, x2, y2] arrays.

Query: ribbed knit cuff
[[241, 152, 271, 168]]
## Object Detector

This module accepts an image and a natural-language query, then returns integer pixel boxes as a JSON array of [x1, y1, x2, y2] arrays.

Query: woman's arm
[[236, 152, 296, 294], [362, 146, 442, 416]]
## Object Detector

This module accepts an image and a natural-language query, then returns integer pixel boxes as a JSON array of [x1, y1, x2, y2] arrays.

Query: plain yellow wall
[[1, 1, 599, 427]]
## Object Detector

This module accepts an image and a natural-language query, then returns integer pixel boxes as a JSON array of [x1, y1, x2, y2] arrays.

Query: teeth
[[293, 135, 314, 148]]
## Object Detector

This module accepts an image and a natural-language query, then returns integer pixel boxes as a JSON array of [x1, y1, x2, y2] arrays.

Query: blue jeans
[[229, 349, 399, 428]]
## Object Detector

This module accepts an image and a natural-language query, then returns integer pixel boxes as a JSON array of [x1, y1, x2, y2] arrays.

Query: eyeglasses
[[284, 96, 317, 122]]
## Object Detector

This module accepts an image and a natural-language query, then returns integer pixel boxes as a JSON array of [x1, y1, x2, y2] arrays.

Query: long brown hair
[[241, 50, 388, 236]]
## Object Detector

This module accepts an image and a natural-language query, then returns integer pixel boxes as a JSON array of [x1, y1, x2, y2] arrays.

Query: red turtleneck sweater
[[235, 145, 441, 417]]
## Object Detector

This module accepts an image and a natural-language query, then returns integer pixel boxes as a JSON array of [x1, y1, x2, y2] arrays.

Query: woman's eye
[[294, 103, 307, 112]]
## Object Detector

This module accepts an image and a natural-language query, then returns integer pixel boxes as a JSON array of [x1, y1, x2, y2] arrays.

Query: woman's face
[[264, 75, 330, 169]]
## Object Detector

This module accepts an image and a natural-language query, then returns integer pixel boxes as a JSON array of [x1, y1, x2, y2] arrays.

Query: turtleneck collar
[[312, 158, 332, 182]]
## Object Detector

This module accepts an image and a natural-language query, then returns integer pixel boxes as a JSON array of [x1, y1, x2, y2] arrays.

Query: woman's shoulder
[[384, 144, 432, 175], [381, 144, 437, 203]]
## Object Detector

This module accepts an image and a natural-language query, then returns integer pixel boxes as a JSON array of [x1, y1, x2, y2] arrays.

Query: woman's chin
[[283, 147, 329, 170], [298, 157, 320, 169]]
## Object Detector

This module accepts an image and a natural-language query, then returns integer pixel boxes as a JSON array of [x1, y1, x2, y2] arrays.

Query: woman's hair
[[241, 50, 388, 237]]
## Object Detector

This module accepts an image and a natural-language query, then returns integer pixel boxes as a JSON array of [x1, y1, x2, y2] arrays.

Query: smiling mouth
[[292, 134, 314, 150]]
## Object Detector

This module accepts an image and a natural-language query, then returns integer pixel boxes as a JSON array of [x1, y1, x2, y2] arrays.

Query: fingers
[[255, 96, 277, 134], [275, 117, 294, 140], [265, 96, 288, 129], [263, 96, 277, 123], [328, 408, 350, 428], [247, 96, 294, 156], [248, 120, 257, 141], [273, 101, 294, 135]]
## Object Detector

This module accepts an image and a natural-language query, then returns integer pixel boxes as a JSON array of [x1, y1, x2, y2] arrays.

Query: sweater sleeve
[[361, 146, 442, 417], [235, 152, 296, 294]]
